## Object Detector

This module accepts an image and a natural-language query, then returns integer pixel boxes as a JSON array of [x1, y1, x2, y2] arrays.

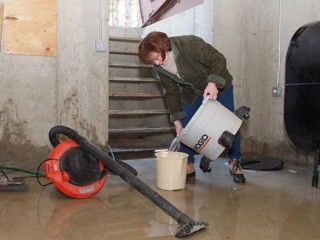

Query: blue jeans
[[180, 84, 241, 164]]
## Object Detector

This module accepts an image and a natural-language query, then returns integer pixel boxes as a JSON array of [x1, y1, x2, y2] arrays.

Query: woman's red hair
[[138, 31, 171, 64]]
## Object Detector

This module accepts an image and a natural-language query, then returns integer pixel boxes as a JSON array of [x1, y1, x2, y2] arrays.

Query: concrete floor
[[0, 157, 320, 240]]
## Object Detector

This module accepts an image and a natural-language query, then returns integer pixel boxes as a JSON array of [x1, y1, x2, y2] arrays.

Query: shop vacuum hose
[[49, 125, 208, 238]]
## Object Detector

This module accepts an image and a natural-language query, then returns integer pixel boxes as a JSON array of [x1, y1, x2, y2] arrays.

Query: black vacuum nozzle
[[175, 220, 209, 238]]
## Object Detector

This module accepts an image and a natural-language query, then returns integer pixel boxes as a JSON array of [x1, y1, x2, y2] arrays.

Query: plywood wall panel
[[4, 0, 56, 56]]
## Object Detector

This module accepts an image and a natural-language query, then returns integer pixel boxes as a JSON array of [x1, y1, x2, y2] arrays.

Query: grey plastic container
[[178, 98, 242, 160]]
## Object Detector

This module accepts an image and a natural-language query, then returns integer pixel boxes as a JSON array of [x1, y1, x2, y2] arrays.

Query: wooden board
[[0, 3, 3, 50], [4, 0, 56, 56]]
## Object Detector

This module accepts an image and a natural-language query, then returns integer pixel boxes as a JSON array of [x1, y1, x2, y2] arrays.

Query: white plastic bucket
[[178, 98, 242, 161], [155, 151, 188, 191]]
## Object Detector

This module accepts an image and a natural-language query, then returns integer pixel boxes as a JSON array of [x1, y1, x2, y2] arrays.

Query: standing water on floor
[[1, 158, 320, 240]]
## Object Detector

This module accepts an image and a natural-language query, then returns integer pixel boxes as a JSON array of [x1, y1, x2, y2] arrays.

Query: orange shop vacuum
[[43, 125, 208, 238]]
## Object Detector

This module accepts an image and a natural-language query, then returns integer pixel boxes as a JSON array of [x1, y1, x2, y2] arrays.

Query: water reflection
[[40, 195, 108, 240], [279, 201, 320, 240]]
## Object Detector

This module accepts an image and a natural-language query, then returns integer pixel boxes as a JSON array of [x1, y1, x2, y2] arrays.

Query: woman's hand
[[203, 82, 218, 100], [174, 120, 183, 136]]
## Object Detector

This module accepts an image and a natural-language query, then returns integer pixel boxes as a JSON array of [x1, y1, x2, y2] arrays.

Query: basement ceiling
[[139, 0, 203, 27]]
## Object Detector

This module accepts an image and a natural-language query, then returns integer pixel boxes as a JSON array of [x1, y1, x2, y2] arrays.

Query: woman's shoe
[[229, 159, 246, 184], [187, 171, 196, 178], [187, 163, 196, 179]]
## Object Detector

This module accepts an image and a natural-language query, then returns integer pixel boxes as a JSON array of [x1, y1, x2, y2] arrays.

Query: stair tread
[[109, 36, 141, 42], [109, 109, 168, 115], [110, 92, 164, 98], [109, 147, 167, 153], [109, 62, 151, 68], [109, 127, 174, 133], [110, 77, 159, 82], [110, 49, 138, 55]]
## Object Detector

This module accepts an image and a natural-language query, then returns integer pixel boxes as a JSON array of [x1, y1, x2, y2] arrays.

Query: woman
[[138, 31, 246, 184]]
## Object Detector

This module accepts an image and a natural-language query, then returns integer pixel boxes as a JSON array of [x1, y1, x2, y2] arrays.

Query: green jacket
[[153, 35, 233, 122]]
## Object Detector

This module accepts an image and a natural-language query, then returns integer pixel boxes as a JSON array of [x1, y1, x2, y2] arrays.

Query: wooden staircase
[[108, 27, 175, 160]]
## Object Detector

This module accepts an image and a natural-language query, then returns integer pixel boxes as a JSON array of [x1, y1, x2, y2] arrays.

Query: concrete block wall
[[141, 0, 320, 165], [213, 0, 320, 164], [0, 0, 109, 168], [1, 0, 320, 168]]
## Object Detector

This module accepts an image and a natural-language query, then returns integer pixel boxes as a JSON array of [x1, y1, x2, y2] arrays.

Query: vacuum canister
[[178, 98, 243, 161]]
